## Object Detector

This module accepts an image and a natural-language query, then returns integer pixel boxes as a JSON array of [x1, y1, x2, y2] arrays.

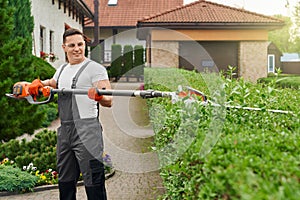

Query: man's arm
[[41, 78, 57, 88], [93, 79, 113, 107]]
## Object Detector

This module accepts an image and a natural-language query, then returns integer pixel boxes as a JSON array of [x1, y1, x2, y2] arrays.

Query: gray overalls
[[56, 61, 107, 200]]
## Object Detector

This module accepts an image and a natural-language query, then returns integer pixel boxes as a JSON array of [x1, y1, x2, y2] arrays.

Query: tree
[[0, 0, 55, 142], [271, 1, 300, 53], [268, 15, 294, 52], [290, 1, 300, 52], [8, 0, 34, 42]]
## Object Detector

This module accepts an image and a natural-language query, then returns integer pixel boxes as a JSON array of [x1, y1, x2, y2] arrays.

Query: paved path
[[0, 82, 165, 200]]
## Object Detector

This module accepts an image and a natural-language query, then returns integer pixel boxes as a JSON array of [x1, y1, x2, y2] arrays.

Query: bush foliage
[[0, 130, 57, 172], [258, 74, 300, 89], [145, 68, 300, 199], [0, 0, 56, 141], [110, 44, 122, 80], [122, 45, 133, 75], [0, 165, 38, 192]]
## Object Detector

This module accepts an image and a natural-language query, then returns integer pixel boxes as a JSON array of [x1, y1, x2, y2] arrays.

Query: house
[[83, 0, 184, 63], [31, 0, 94, 68], [280, 53, 300, 74], [267, 42, 282, 73], [137, 0, 285, 82]]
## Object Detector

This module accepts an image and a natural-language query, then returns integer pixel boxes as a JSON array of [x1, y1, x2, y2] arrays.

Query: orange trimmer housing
[[12, 82, 31, 98]]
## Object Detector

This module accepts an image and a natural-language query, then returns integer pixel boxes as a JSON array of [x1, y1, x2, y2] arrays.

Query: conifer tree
[[0, 0, 55, 142]]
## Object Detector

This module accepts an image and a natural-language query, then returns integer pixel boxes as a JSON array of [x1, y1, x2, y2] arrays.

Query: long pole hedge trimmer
[[6, 82, 294, 115]]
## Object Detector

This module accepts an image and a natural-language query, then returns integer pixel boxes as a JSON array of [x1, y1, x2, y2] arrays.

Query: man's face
[[62, 34, 85, 65]]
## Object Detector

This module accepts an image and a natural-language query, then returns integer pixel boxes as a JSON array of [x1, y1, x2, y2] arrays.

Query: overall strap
[[56, 63, 68, 88], [71, 60, 92, 89]]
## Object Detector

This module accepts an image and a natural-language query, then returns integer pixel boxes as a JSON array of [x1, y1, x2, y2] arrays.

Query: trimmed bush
[[258, 74, 300, 89], [110, 44, 122, 80], [145, 68, 300, 199], [133, 45, 145, 77], [122, 45, 133, 75], [133, 45, 145, 67]]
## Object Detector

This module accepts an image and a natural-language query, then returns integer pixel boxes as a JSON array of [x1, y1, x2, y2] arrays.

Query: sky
[[184, 0, 299, 16]]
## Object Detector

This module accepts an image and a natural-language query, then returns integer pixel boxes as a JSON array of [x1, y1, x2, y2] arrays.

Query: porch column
[[239, 41, 269, 82], [151, 41, 179, 68]]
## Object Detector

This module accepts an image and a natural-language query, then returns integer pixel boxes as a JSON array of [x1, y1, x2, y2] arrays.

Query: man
[[28, 28, 112, 200]]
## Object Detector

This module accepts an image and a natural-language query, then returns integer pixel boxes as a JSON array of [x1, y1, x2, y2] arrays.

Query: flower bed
[[0, 130, 114, 193]]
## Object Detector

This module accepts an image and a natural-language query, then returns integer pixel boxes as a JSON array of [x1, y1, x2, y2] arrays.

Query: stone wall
[[239, 41, 269, 82], [151, 41, 179, 68]]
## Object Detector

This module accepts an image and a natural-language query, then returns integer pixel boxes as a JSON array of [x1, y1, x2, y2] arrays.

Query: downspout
[[90, 0, 99, 46]]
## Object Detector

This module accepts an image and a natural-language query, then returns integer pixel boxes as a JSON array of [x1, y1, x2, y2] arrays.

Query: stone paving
[[0, 82, 165, 200]]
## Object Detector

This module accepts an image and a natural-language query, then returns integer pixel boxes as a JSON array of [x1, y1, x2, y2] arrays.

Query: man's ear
[[62, 44, 67, 52]]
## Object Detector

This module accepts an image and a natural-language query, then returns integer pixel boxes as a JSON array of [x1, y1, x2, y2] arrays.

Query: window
[[268, 54, 275, 73], [50, 30, 54, 53], [108, 0, 118, 6], [40, 26, 46, 52]]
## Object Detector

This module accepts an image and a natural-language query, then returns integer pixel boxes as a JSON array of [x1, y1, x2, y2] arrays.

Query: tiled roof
[[138, 0, 283, 25], [84, 0, 183, 27]]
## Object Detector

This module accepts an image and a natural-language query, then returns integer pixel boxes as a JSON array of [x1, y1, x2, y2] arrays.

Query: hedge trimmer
[[6, 82, 294, 115]]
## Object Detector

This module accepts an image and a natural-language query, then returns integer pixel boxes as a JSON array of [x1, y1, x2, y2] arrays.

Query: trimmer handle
[[6, 91, 54, 105]]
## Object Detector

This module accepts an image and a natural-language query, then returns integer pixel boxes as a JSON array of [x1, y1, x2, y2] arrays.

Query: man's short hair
[[63, 28, 84, 43]]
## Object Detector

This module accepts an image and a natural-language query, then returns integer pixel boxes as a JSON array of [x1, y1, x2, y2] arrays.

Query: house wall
[[282, 62, 300, 74], [31, 0, 83, 68], [151, 41, 179, 68], [151, 29, 269, 41], [239, 41, 269, 82], [149, 29, 270, 82]]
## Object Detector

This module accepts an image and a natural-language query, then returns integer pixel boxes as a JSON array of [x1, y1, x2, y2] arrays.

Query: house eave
[[137, 22, 284, 30], [85, 25, 137, 29], [75, 0, 94, 19]]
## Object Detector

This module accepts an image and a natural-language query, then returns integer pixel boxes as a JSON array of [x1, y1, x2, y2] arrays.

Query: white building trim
[[30, 0, 92, 68]]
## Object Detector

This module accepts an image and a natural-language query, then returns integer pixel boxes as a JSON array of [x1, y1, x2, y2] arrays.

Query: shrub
[[122, 45, 133, 75], [0, 129, 114, 188], [0, 165, 38, 192], [133, 45, 145, 77], [258, 74, 300, 89], [0, 130, 57, 172], [145, 68, 300, 199], [110, 44, 122, 80], [133, 45, 144, 67]]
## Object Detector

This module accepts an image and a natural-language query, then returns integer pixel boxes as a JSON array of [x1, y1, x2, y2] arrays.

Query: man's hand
[[28, 79, 43, 96], [88, 87, 103, 101]]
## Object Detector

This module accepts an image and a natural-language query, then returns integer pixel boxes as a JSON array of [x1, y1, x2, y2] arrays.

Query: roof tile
[[139, 0, 283, 24], [85, 0, 183, 27]]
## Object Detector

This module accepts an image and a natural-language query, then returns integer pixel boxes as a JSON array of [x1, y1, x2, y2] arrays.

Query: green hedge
[[145, 68, 300, 199], [133, 45, 145, 77], [110, 44, 122, 80], [122, 45, 133, 75], [258, 74, 300, 89]]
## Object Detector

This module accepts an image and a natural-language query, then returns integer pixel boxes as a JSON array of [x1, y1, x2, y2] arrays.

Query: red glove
[[28, 79, 43, 96], [88, 87, 103, 101]]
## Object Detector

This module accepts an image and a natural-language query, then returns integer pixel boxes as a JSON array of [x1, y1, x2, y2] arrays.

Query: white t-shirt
[[53, 58, 109, 119]]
